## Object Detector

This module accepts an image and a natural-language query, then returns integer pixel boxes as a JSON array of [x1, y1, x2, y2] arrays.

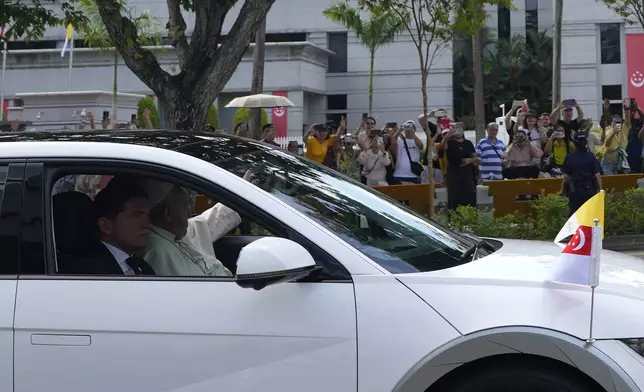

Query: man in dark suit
[[92, 176, 156, 275], [56, 176, 156, 275]]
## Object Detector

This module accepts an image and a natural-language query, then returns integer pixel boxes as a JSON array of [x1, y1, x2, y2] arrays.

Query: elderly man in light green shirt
[[142, 180, 242, 277]]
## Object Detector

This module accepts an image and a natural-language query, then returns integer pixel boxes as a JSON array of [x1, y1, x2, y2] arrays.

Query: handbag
[[401, 137, 424, 176], [361, 154, 381, 177]]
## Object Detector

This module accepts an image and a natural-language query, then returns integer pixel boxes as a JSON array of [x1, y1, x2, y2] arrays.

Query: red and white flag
[[550, 225, 602, 287]]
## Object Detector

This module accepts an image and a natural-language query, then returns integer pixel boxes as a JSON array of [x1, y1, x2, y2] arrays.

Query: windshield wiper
[[460, 239, 489, 262]]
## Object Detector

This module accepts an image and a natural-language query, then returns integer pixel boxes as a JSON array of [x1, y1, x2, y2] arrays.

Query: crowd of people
[[260, 97, 643, 213]]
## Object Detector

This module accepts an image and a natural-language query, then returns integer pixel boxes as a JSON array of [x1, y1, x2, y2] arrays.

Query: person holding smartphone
[[550, 99, 584, 136], [602, 108, 631, 174]]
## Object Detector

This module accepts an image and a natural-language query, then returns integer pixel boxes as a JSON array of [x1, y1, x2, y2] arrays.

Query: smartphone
[[362, 112, 368, 120], [131, 114, 137, 122], [513, 100, 524, 108], [438, 117, 452, 128], [371, 128, 382, 137], [385, 122, 397, 128], [631, 98, 637, 107], [563, 98, 576, 107], [102, 111, 110, 120]]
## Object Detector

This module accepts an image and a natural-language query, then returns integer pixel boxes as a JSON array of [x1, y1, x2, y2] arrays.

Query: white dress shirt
[[102, 241, 135, 275]]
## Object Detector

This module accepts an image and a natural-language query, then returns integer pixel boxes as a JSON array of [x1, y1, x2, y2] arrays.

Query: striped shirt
[[475, 137, 506, 180]]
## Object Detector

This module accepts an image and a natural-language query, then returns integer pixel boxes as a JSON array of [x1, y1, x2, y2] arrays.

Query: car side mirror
[[235, 237, 318, 291]]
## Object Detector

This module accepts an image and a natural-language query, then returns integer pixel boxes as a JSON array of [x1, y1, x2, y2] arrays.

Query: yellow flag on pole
[[61, 24, 73, 57], [554, 190, 605, 244]]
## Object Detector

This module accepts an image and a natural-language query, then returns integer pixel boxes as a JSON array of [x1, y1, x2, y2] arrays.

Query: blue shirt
[[475, 138, 505, 180]]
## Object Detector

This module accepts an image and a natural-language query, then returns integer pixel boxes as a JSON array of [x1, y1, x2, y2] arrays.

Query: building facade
[[0, 0, 639, 134]]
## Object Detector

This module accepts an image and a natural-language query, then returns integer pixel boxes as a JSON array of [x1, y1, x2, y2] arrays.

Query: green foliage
[[454, 29, 553, 120], [137, 97, 161, 129], [323, 2, 406, 53], [598, 1, 644, 29], [1, 1, 87, 41], [207, 105, 219, 128], [446, 188, 644, 240], [232, 108, 267, 133], [79, 0, 161, 51]]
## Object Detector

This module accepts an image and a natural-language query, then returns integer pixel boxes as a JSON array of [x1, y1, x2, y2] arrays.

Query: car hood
[[396, 238, 644, 339]]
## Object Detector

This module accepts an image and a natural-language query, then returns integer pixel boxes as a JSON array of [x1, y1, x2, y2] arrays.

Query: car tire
[[428, 355, 603, 392]]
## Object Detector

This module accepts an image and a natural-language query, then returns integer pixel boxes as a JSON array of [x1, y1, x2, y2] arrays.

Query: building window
[[602, 85, 623, 116], [250, 32, 307, 43], [7, 40, 57, 50], [327, 94, 347, 111], [327, 32, 348, 73], [525, 0, 538, 33], [497, 6, 511, 40], [600, 23, 621, 64]]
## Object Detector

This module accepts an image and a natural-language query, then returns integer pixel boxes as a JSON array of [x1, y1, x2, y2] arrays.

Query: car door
[[0, 162, 25, 392], [13, 161, 358, 392]]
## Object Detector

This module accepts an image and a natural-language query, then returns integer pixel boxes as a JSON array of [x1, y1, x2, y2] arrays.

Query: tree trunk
[[112, 50, 118, 124], [473, 27, 485, 142], [249, 18, 267, 140], [420, 67, 435, 218], [159, 87, 210, 131], [95, 0, 277, 132], [552, 0, 563, 109], [368, 49, 375, 114]]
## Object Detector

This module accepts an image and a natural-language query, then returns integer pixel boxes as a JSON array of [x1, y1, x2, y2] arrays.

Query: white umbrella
[[225, 94, 295, 108]]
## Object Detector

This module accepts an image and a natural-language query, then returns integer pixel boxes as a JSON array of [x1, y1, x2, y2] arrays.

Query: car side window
[[49, 171, 277, 278]]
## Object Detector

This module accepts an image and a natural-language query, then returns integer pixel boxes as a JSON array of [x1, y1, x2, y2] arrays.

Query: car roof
[[0, 129, 271, 162]]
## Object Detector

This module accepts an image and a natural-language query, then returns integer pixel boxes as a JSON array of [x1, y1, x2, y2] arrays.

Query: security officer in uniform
[[561, 131, 603, 216]]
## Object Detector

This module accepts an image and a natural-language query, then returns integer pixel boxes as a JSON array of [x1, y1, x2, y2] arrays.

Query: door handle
[[30, 334, 91, 346]]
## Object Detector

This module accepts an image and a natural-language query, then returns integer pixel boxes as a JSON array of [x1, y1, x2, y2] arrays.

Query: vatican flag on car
[[554, 190, 605, 245], [550, 223, 602, 287]]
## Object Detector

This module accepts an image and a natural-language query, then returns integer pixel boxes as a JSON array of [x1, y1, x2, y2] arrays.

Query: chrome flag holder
[[586, 217, 600, 343]]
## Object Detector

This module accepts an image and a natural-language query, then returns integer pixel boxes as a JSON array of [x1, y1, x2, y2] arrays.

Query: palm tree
[[79, 0, 160, 125], [323, 2, 405, 114]]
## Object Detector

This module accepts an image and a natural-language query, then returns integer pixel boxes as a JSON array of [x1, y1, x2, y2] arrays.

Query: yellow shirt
[[552, 140, 574, 165], [603, 125, 629, 164], [605, 126, 629, 151], [305, 135, 336, 163]]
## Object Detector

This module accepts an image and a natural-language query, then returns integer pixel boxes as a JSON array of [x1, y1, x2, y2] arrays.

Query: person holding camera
[[389, 120, 424, 184], [358, 136, 391, 186], [543, 124, 574, 178], [441, 123, 479, 210], [503, 128, 543, 179], [602, 107, 630, 174], [562, 131, 602, 217], [303, 117, 345, 164], [550, 100, 584, 136]]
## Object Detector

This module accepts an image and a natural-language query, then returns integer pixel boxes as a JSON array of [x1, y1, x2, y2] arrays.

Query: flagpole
[[1, 39, 6, 121], [587, 217, 600, 343], [68, 35, 74, 91]]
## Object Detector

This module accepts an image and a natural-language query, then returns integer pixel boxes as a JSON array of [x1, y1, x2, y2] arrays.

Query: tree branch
[[165, 0, 190, 69], [96, 0, 170, 95], [199, 0, 275, 95], [178, 0, 236, 85]]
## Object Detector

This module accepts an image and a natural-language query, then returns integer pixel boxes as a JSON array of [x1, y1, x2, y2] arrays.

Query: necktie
[[126, 256, 153, 275]]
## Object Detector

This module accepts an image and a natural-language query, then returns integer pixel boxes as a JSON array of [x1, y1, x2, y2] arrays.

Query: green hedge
[[207, 105, 219, 128], [232, 108, 268, 134], [447, 188, 644, 240], [137, 97, 161, 129]]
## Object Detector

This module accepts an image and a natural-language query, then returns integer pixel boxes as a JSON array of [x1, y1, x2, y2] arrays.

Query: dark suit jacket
[[57, 242, 155, 275]]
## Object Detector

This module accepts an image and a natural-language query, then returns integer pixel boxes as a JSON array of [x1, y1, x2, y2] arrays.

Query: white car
[[0, 130, 643, 392]]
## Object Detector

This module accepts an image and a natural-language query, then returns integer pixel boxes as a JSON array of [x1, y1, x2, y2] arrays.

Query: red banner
[[271, 91, 288, 137], [2, 100, 7, 121], [627, 34, 644, 105]]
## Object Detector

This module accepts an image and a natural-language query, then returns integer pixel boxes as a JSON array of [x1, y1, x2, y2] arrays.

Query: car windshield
[[182, 141, 482, 273]]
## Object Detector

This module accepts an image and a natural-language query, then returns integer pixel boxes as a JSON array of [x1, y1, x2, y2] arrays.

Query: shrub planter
[[603, 234, 644, 252]]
